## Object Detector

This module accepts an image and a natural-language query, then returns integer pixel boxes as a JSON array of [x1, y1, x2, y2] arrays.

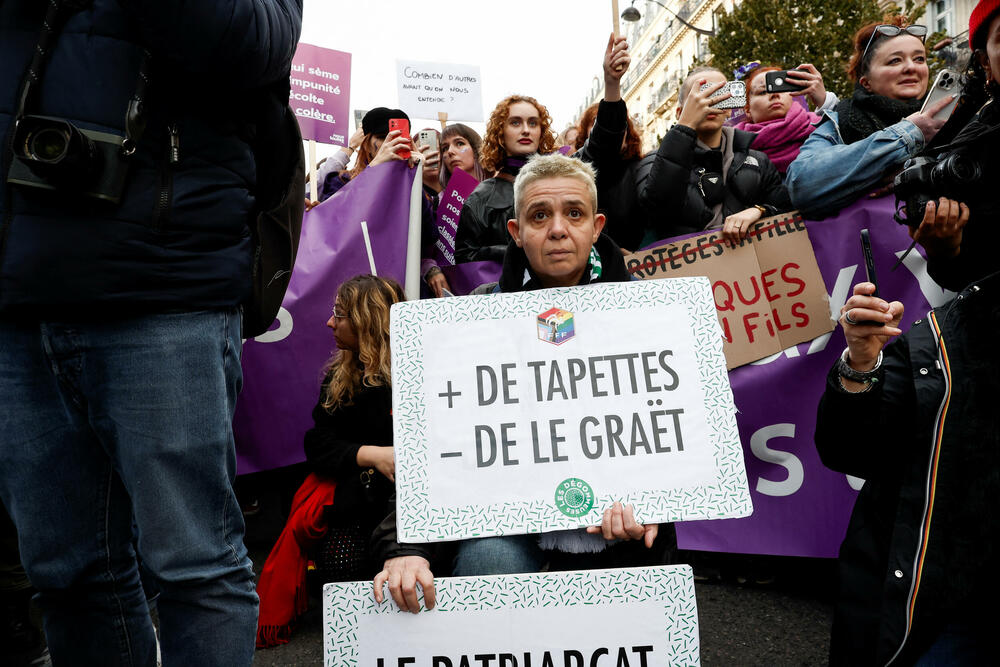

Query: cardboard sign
[[392, 279, 751, 543], [432, 169, 479, 266], [625, 213, 834, 369], [397, 60, 484, 122], [291, 44, 351, 145], [323, 566, 700, 666]]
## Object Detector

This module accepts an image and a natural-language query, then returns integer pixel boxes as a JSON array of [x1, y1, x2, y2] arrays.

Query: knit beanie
[[970, 0, 1000, 49]]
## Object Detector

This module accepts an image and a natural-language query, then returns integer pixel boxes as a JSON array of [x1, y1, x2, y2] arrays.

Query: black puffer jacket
[[637, 124, 791, 239], [575, 100, 647, 251], [0, 1, 302, 317], [816, 273, 1000, 665]]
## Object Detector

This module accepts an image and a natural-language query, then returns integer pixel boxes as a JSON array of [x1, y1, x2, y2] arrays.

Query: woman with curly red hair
[[453, 94, 556, 263]]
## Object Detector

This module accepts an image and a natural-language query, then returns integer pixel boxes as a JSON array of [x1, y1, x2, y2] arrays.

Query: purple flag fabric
[[433, 169, 480, 267], [234, 184, 948, 558], [233, 162, 418, 474], [675, 196, 946, 557]]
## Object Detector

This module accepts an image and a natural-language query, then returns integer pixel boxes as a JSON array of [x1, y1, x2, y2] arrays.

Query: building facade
[[574, 0, 978, 155]]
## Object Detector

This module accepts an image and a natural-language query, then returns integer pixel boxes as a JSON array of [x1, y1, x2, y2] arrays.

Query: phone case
[[920, 69, 960, 120], [388, 118, 411, 159], [701, 81, 746, 110], [764, 70, 806, 94], [417, 130, 438, 152]]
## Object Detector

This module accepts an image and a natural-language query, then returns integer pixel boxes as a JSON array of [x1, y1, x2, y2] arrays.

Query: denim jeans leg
[[0, 321, 158, 666], [452, 535, 546, 576], [83, 309, 258, 667]]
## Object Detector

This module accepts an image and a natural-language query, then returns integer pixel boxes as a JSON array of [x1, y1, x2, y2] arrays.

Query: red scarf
[[255, 473, 337, 649], [735, 102, 819, 174]]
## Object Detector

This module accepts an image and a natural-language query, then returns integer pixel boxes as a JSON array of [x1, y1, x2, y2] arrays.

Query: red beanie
[[970, 0, 1000, 48]]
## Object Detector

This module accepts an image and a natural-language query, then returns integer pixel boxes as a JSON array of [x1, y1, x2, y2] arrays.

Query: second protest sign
[[392, 278, 752, 543]]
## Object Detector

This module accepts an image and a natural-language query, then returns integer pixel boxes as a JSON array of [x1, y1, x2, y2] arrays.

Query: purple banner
[[675, 196, 950, 557], [433, 169, 479, 267], [233, 162, 417, 474], [291, 43, 351, 146]]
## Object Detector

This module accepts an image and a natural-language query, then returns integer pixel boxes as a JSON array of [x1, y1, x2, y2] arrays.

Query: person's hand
[[603, 33, 631, 102], [905, 96, 954, 144], [425, 268, 451, 298], [373, 556, 436, 613], [418, 146, 441, 190], [304, 198, 320, 212], [677, 79, 730, 130], [722, 207, 762, 246], [348, 126, 365, 152], [585, 502, 659, 548], [908, 197, 969, 259], [840, 282, 904, 379], [786, 64, 827, 108], [369, 130, 411, 167], [357, 445, 395, 481]]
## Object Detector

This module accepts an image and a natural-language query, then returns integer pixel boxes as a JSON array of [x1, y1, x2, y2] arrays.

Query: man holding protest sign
[[372, 153, 661, 613]]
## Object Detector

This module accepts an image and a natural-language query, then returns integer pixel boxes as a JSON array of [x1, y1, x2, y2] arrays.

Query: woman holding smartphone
[[318, 107, 413, 202], [786, 17, 954, 218], [637, 67, 791, 245], [734, 64, 836, 177]]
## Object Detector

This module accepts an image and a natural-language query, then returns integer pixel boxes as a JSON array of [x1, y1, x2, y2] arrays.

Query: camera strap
[[13, 0, 150, 157]]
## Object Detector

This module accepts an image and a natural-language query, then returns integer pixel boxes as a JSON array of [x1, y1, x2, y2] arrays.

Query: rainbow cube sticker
[[537, 308, 575, 345]]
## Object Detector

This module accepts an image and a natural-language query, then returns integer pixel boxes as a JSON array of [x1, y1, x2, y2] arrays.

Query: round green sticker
[[554, 478, 595, 517]]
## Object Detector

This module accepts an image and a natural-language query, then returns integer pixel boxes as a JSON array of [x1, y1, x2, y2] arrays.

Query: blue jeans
[[0, 310, 257, 666], [452, 535, 545, 576]]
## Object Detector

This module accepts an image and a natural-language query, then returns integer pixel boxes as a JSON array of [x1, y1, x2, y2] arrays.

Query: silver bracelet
[[838, 347, 882, 382]]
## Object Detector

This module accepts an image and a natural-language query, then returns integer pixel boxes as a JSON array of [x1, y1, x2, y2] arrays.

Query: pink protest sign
[[290, 43, 351, 146], [433, 168, 479, 266]]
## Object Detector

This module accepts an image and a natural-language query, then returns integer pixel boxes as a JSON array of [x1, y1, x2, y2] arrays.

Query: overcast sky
[[301, 0, 617, 156]]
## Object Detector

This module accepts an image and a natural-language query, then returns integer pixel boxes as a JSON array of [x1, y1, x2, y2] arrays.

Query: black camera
[[7, 114, 131, 204], [893, 152, 982, 226]]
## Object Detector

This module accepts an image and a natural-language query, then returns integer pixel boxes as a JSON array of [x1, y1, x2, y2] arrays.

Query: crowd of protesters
[[3, 1, 1000, 665]]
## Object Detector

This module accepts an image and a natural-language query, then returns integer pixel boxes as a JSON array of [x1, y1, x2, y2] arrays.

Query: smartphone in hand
[[700, 80, 746, 109], [920, 69, 960, 120], [388, 118, 411, 159], [764, 70, 807, 94], [416, 130, 439, 152], [858, 228, 884, 326]]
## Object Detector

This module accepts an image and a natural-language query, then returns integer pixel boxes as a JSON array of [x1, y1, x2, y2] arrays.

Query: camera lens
[[28, 127, 71, 163]]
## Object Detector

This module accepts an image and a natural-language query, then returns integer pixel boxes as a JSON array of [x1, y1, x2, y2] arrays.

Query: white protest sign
[[324, 565, 700, 666], [397, 60, 484, 122], [392, 278, 752, 543]]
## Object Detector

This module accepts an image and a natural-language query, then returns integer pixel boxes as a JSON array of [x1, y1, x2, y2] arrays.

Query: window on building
[[932, 0, 954, 35]]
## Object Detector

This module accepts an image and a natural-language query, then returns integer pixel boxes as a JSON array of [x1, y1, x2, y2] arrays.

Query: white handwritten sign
[[392, 279, 752, 543], [396, 60, 483, 122]]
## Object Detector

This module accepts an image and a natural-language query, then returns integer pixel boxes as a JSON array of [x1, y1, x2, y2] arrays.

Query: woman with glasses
[[257, 275, 404, 647], [786, 17, 953, 218]]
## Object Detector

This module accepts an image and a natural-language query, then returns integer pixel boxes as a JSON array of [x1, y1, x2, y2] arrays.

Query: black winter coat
[[304, 379, 394, 529], [0, 1, 302, 316], [637, 124, 791, 239], [815, 274, 1000, 665], [453, 168, 516, 263], [575, 100, 647, 251]]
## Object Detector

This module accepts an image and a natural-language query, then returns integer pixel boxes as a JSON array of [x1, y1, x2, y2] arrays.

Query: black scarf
[[835, 84, 922, 145]]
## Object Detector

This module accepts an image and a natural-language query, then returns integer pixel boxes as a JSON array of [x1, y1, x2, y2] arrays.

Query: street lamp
[[621, 0, 715, 37]]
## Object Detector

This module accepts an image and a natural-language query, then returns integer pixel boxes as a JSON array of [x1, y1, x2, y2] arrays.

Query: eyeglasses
[[333, 307, 347, 320], [861, 24, 928, 65]]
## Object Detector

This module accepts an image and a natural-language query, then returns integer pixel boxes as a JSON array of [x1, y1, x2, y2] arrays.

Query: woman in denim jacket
[[786, 17, 953, 218]]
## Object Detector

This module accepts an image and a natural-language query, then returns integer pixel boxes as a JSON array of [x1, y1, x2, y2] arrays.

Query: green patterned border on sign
[[392, 278, 751, 542], [323, 565, 700, 666]]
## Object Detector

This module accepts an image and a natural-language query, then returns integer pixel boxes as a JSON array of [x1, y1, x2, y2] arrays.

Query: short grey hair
[[513, 153, 598, 219]]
